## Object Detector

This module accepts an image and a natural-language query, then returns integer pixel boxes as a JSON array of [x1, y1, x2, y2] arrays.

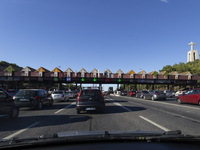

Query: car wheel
[[177, 98, 182, 104], [198, 100, 200, 106], [49, 100, 53, 106], [152, 96, 155, 101], [37, 101, 43, 110], [9, 107, 19, 119]]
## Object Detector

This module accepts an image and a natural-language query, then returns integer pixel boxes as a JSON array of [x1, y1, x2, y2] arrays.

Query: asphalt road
[[1, 95, 200, 140]]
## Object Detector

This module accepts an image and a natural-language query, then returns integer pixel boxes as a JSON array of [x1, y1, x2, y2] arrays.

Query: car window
[[81, 90, 101, 97], [15, 90, 36, 96], [53, 91, 63, 94]]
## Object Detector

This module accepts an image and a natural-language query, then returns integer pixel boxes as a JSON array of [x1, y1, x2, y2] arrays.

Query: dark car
[[121, 91, 127, 96], [14, 89, 53, 109], [7, 89, 19, 96], [176, 89, 200, 105], [127, 90, 136, 97], [143, 90, 166, 100], [0, 87, 19, 119], [135, 90, 148, 98], [76, 89, 105, 114]]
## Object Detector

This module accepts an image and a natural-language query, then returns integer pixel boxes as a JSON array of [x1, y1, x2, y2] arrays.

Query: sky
[[0, 0, 200, 90]]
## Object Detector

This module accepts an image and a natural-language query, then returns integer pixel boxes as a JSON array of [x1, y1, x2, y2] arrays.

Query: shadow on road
[[0, 115, 91, 132]]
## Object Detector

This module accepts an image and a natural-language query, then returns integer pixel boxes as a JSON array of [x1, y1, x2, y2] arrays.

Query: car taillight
[[62, 94, 64, 98], [13, 96, 15, 100], [33, 96, 38, 100], [100, 91, 104, 101], [77, 91, 81, 102], [154, 93, 158, 95]]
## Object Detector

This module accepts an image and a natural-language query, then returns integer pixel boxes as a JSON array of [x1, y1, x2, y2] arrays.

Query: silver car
[[143, 90, 166, 100], [65, 91, 75, 99], [51, 90, 69, 102]]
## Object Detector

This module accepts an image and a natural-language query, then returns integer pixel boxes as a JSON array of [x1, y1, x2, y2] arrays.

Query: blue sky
[[1, 0, 200, 90]]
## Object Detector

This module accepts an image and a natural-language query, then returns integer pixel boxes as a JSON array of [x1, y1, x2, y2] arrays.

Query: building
[[187, 41, 198, 62]]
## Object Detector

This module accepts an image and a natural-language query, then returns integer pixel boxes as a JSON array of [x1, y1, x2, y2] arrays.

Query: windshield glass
[[15, 90, 36, 96], [1, 0, 200, 146], [53, 91, 63, 94]]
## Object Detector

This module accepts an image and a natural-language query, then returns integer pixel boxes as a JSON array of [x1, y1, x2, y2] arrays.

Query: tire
[[37, 101, 43, 110], [9, 107, 19, 119], [198, 101, 200, 106], [49, 100, 53, 106], [177, 98, 182, 104], [77, 110, 80, 114], [152, 96, 155, 101]]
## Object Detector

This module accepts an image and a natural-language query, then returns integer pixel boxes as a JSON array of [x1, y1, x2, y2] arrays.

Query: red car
[[127, 90, 136, 97], [176, 89, 200, 105]]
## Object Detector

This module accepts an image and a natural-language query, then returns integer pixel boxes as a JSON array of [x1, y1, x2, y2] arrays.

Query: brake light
[[33, 96, 38, 100], [62, 94, 64, 98], [13, 96, 15, 100], [154, 93, 158, 95], [77, 91, 81, 102]]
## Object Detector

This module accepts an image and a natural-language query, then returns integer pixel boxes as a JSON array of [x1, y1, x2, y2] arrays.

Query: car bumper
[[76, 103, 105, 111]]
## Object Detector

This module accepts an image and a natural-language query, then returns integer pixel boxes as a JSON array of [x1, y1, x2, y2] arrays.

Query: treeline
[[159, 59, 200, 75], [0, 61, 23, 70]]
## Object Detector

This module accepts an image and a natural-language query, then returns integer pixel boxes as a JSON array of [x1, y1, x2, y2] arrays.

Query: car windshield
[[15, 90, 36, 96], [1, 0, 200, 147], [53, 91, 63, 94], [81, 90, 101, 97]]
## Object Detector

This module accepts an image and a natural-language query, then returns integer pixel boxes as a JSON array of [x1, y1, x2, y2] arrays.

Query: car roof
[[81, 89, 100, 91], [19, 89, 44, 91]]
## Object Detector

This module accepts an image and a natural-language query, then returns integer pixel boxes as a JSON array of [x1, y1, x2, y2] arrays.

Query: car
[[65, 91, 75, 99], [14, 89, 53, 109], [164, 90, 175, 98], [0, 87, 19, 119], [176, 89, 200, 105], [135, 90, 148, 98], [127, 90, 136, 97], [121, 91, 127, 96], [51, 90, 69, 102], [7, 89, 19, 96], [143, 90, 166, 101], [76, 89, 105, 114], [175, 88, 189, 97]]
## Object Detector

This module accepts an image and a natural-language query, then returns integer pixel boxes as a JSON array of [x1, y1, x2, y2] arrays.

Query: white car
[[65, 91, 75, 99], [175, 90, 186, 97], [51, 90, 69, 102]]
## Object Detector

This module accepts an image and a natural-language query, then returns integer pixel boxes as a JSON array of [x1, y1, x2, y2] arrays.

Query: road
[[1, 95, 200, 140]]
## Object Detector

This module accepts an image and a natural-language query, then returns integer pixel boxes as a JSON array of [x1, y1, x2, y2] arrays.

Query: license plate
[[86, 108, 96, 110], [19, 99, 29, 102]]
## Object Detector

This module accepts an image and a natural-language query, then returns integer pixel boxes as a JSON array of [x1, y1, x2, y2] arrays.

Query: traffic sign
[[81, 78, 85, 81], [93, 78, 96, 82], [118, 78, 121, 82]]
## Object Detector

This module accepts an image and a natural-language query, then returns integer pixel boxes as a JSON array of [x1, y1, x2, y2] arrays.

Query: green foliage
[[0, 60, 23, 69], [160, 60, 200, 75]]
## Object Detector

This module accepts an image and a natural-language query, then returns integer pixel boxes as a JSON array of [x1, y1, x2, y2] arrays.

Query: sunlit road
[[1, 95, 200, 140]]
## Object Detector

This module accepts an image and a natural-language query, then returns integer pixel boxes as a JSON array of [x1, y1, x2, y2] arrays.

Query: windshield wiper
[[1, 130, 200, 149]]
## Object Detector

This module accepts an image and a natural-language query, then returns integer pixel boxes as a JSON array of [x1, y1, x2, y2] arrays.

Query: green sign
[[54, 77, 58, 81], [93, 78, 96, 82], [118, 78, 121, 82], [130, 79, 133, 82], [81, 78, 85, 81]]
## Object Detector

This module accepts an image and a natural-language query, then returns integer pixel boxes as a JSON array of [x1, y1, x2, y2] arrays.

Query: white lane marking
[[136, 102, 200, 123], [3, 122, 40, 140], [112, 95, 200, 110], [108, 97, 132, 112], [139, 116, 170, 132], [54, 102, 76, 114]]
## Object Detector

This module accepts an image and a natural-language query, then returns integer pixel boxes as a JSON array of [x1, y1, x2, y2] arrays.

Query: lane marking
[[108, 97, 132, 112], [139, 116, 170, 132], [3, 122, 40, 140], [111, 95, 200, 110], [54, 102, 76, 114]]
